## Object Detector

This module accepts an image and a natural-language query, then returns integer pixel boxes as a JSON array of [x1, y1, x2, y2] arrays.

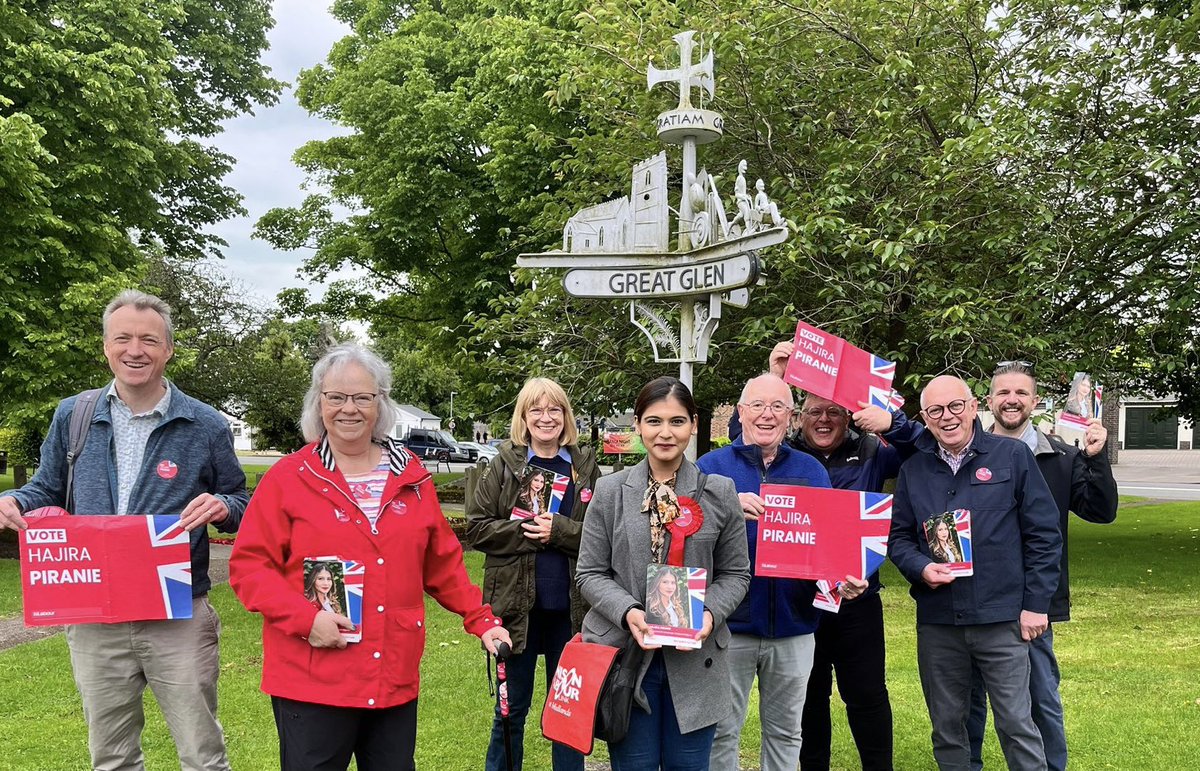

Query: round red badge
[[333, 508, 350, 523], [579, 488, 593, 503], [975, 467, 992, 482], [391, 501, 407, 516], [156, 460, 178, 480]]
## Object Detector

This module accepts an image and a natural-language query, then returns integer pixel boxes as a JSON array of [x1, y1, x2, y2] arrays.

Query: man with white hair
[[699, 374, 833, 771], [888, 375, 1061, 771], [0, 290, 247, 771]]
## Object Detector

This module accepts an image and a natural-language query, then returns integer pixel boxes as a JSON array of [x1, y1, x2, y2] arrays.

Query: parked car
[[486, 438, 505, 449], [458, 441, 498, 463], [402, 428, 465, 463], [450, 441, 478, 463]]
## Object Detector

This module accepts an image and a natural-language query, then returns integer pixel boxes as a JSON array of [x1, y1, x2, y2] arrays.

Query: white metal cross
[[647, 30, 715, 110]]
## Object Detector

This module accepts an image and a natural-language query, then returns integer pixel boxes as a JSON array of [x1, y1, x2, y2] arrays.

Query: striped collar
[[316, 435, 410, 476]]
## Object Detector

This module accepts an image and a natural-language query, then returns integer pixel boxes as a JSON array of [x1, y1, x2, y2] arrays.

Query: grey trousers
[[710, 632, 816, 771], [65, 595, 231, 771], [916, 622, 1046, 771]]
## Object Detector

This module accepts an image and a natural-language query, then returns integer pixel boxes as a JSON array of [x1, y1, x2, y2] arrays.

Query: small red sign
[[156, 460, 178, 479], [975, 468, 992, 482]]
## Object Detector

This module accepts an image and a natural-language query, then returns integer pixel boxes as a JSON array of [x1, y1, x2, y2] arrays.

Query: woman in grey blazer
[[576, 377, 751, 771]]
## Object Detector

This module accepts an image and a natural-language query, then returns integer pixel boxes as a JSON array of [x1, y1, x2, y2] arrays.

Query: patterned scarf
[[642, 471, 680, 563]]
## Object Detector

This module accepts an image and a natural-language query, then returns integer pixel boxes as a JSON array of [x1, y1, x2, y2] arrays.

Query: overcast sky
[[207, 1, 350, 306]]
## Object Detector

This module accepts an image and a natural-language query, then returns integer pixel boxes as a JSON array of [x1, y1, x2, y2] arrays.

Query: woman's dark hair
[[634, 376, 697, 419]]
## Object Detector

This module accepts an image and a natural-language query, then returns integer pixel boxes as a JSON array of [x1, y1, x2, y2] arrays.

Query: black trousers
[[799, 592, 894, 771], [272, 696, 418, 771]]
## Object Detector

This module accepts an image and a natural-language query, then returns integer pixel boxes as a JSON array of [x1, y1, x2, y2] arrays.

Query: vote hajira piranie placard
[[20, 508, 193, 625], [754, 485, 892, 612], [783, 320, 903, 413]]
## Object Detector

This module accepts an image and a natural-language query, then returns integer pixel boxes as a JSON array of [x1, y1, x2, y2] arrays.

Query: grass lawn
[[0, 500, 1198, 769]]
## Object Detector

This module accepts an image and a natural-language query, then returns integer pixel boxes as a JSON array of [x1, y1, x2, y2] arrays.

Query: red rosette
[[666, 496, 704, 566]]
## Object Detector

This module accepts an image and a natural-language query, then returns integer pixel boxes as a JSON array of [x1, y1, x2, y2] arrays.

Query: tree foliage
[[265, 0, 1200, 420], [0, 0, 280, 429]]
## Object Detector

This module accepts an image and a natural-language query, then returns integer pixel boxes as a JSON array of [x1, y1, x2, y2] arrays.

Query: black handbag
[[593, 637, 645, 743]]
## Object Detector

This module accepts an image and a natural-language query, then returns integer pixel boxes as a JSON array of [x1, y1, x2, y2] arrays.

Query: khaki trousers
[[66, 595, 231, 771]]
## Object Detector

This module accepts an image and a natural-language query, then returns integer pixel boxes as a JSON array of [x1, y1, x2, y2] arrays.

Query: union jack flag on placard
[[146, 515, 193, 620], [343, 559, 365, 639], [866, 356, 899, 411], [953, 509, 973, 566], [547, 473, 570, 514]]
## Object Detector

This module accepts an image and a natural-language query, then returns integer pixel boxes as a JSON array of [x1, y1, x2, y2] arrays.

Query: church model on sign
[[560, 149, 783, 257]]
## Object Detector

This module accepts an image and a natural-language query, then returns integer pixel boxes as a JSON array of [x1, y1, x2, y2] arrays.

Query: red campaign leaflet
[[540, 634, 621, 755], [643, 564, 707, 649], [302, 556, 362, 643], [783, 320, 902, 413], [754, 486, 892, 612], [923, 509, 973, 577], [510, 464, 570, 520], [20, 508, 192, 626]]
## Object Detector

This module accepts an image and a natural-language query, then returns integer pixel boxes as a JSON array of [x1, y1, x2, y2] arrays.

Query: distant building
[[223, 414, 255, 452], [392, 405, 442, 438]]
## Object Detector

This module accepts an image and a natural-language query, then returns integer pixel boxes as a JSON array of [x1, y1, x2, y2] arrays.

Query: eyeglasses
[[322, 391, 378, 408], [528, 406, 564, 418], [800, 407, 848, 420], [741, 400, 792, 415], [921, 399, 970, 420]]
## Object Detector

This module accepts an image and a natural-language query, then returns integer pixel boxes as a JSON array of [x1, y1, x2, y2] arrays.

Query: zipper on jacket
[[305, 463, 380, 533]]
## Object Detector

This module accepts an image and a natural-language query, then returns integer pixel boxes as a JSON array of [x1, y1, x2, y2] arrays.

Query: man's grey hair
[[103, 290, 174, 345], [300, 343, 400, 443], [738, 373, 794, 405]]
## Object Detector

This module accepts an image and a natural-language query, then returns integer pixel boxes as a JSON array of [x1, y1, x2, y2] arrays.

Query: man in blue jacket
[[967, 362, 1118, 770], [889, 375, 1061, 771], [0, 290, 248, 771], [767, 341, 921, 771], [699, 374, 834, 771]]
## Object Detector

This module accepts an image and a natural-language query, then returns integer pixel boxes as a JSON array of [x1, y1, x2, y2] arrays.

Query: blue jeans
[[608, 653, 716, 771], [485, 609, 582, 771], [967, 625, 1065, 771]]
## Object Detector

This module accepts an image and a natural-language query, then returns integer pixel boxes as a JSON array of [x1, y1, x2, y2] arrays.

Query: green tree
[[0, 0, 280, 430], [265, 0, 1200, 420]]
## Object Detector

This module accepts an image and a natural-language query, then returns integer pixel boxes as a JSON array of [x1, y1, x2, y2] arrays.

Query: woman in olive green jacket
[[467, 377, 601, 771]]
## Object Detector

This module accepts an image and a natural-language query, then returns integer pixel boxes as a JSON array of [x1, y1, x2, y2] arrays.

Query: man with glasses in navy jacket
[[889, 375, 1061, 771]]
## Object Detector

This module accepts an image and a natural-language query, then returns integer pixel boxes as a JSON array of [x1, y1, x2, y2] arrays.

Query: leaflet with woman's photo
[[643, 564, 706, 649], [303, 556, 362, 642], [509, 464, 570, 520], [923, 511, 973, 577], [1057, 371, 1100, 432]]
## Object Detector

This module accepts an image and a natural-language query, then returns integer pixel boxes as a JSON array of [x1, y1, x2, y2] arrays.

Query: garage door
[[1125, 407, 1178, 449]]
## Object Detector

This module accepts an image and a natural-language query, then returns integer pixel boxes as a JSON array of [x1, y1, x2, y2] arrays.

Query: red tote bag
[[540, 633, 620, 755]]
